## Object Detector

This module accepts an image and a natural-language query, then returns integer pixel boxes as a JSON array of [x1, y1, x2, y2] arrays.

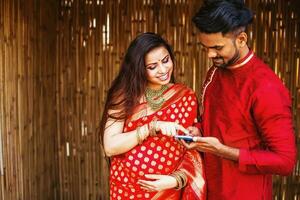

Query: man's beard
[[213, 47, 240, 68]]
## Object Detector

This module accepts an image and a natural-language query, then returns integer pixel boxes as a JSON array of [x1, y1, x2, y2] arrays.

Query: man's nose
[[207, 49, 217, 58]]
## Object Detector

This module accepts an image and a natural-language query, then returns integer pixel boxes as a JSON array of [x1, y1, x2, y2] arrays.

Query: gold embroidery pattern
[[199, 67, 217, 115]]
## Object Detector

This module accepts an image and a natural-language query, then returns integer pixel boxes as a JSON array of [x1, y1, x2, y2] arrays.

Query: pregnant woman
[[101, 32, 206, 200]]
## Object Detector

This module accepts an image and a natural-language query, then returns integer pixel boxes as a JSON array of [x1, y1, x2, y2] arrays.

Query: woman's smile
[[157, 72, 170, 81]]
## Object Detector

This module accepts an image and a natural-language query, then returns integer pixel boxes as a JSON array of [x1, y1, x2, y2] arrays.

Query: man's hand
[[182, 136, 222, 154], [181, 136, 240, 161]]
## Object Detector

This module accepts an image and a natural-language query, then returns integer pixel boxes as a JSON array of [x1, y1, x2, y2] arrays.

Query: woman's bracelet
[[170, 170, 187, 190], [136, 126, 143, 145], [149, 118, 158, 136], [136, 124, 150, 145]]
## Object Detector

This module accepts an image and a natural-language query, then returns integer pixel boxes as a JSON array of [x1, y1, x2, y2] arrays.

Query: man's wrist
[[218, 144, 240, 161]]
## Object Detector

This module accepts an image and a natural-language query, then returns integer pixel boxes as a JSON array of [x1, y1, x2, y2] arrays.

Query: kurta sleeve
[[238, 83, 297, 175]]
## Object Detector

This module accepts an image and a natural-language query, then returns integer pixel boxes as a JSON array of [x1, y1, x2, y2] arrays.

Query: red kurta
[[200, 51, 297, 200]]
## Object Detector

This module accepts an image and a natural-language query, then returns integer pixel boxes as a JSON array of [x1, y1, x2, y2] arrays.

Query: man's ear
[[236, 32, 248, 48]]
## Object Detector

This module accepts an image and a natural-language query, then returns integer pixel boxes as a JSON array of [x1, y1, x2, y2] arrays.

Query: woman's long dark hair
[[100, 32, 175, 144]]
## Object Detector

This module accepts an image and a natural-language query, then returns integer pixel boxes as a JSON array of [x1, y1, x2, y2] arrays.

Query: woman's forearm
[[104, 124, 149, 156]]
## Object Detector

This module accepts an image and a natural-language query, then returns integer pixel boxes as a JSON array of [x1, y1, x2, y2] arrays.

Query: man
[[183, 0, 297, 199]]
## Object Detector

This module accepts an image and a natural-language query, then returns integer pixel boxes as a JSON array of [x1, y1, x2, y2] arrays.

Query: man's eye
[[215, 46, 223, 50]]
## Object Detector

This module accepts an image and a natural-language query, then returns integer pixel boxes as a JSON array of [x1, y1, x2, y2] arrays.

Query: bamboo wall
[[0, 0, 299, 200], [0, 0, 59, 200]]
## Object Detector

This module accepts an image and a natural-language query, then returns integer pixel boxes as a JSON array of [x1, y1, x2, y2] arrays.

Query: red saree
[[109, 83, 206, 200]]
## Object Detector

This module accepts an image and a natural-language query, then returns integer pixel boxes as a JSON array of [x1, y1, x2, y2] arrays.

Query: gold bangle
[[149, 119, 158, 136], [170, 170, 187, 190], [180, 171, 187, 188], [170, 172, 182, 190], [136, 126, 143, 145]]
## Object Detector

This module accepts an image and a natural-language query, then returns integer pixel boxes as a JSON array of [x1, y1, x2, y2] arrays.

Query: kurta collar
[[227, 50, 254, 69]]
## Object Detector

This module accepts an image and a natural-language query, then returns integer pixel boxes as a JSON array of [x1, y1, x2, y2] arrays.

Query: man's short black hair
[[192, 0, 253, 34]]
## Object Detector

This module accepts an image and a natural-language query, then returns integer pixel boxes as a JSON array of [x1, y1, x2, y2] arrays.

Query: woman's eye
[[162, 57, 169, 63], [147, 65, 156, 70]]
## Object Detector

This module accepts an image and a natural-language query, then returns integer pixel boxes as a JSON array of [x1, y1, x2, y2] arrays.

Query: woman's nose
[[158, 63, 167, 73]]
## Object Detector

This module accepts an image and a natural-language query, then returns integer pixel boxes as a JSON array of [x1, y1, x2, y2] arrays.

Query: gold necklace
[[145, 85, 168, 111]]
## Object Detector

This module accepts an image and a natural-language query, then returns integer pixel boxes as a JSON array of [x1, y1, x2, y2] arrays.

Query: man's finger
[[193, 136, 206, 142], [180, 139, 194, 149], [181, 139, 205, 149]]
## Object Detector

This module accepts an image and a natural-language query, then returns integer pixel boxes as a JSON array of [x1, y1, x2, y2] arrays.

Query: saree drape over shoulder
[[109, 84, 206, 200]]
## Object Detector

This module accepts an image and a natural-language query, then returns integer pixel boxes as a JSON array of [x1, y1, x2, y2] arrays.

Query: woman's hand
[[155, 121, 189, 136], [137, 174, 177, 192]]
